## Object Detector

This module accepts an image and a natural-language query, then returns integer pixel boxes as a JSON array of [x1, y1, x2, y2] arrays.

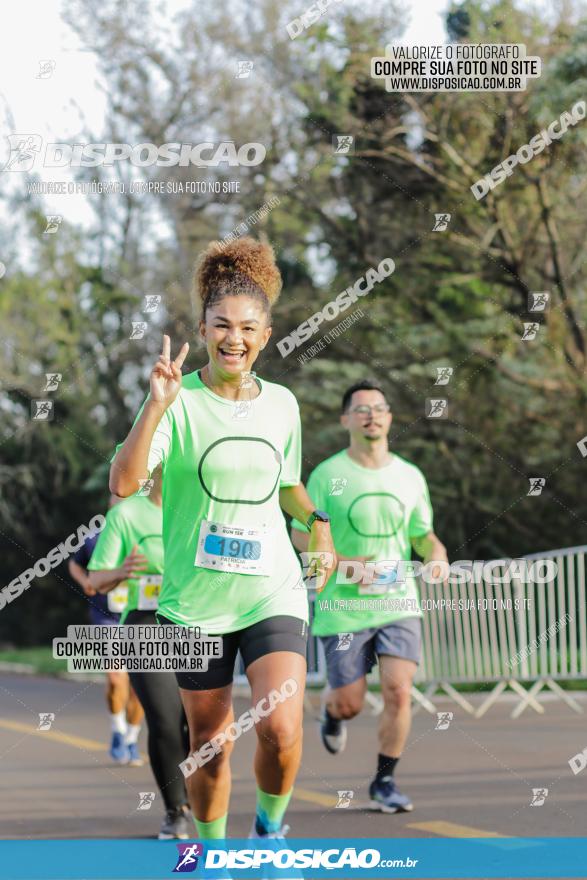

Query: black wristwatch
[[306, 509, 331, 530]]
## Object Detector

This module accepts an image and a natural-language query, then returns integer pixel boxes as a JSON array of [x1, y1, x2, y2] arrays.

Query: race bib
[[358, 563, 405, 596], [137, 574, 162, 610], [195, 519, 274, 577], [358, 583, 395, 595], [107, 584, 128, 613]]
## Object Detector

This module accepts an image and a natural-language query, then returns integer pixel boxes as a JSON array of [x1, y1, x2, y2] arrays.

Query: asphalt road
[[1, 672, 586, 845]]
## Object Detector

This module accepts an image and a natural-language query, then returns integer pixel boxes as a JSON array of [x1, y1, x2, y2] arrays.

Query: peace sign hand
[[150, 334, 189, 407]]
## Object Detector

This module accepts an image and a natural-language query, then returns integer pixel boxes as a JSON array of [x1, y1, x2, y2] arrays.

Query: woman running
[[109, 237, 335, 840], [88, 468, 192, 840]]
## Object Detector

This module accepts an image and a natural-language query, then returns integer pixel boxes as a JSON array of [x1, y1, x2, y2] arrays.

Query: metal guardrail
[[235, 547, 587, 718]]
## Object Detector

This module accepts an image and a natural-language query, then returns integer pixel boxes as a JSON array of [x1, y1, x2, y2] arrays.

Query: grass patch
[[2, 647, 587, 692], [0, 647, 67, 676]]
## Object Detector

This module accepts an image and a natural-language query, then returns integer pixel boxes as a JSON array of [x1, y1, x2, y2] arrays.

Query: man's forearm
[[88, 568, 125, 594], [68, 560, 91, 591], [412, 532, 447, 562]]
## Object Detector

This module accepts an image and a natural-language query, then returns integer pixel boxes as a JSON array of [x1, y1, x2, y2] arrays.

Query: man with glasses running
[[291, 379, 447, 813]]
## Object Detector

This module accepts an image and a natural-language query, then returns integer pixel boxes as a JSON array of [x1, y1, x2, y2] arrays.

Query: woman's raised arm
[[109, 334, 188, 496]]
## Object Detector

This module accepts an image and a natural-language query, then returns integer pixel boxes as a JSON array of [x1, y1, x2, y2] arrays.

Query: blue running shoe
[[127, 742, 144, 766], [248, 823, 302, 880], [109, 731, 130, 764], [248, 821, 290, 839], [368, 776, 413, 813]]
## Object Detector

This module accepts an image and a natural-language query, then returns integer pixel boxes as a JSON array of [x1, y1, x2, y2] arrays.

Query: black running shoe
[[319, 707, 347, 754]]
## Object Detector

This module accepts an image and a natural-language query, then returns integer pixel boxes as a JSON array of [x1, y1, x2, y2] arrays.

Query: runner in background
[[291, 379, 448, 814], [68, 495, 144, 766], [109, 237, 336, 842], [87, 468, 192, 841]]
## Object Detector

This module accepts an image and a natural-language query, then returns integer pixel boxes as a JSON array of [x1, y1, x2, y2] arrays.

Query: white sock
[[125, 724, 141, 745], [110, 711, 127, 735]]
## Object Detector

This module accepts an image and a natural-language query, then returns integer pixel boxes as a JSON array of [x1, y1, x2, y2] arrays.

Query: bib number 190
[[195, 519, 273, 576], [204, 535, 261, 560]]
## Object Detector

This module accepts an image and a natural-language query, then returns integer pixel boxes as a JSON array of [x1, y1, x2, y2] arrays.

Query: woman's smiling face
[[199, 295, 272, 377]]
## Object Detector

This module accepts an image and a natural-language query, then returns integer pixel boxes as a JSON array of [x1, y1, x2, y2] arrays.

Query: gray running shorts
[[319, 617, 422, 689]]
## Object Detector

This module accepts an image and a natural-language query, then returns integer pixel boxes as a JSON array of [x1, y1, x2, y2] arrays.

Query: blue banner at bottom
[[1, 837, 586, 879]]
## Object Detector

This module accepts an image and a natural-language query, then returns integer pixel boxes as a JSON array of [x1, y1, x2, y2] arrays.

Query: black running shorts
[[156, 613, 308, 690]]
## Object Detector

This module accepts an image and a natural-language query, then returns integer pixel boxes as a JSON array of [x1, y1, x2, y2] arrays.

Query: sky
[[0, 0, 450, 231]]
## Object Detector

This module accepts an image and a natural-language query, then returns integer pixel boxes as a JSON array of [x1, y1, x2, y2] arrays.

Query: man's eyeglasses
[[350, 404, 390, 415]]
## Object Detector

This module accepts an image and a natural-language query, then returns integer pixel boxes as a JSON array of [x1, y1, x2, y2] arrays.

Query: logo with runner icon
[[137, 792, 155, 810], [335, 790, 354, 808], [435, 712, 453, 731], [37, 713, 55, 730], [173, 843, 203, 872]]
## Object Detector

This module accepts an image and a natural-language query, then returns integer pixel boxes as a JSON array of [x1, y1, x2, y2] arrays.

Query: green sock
[[255, 786, 293, 834], [194, 814, 227, 839]]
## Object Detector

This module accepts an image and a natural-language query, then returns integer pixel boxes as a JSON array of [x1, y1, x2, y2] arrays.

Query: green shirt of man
[[291, 380, 447, 636]]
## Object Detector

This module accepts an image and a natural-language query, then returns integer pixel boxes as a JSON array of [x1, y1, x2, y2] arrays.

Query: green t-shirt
[[291, 449, 433, 635], [115, 370, 308, 633], [88, 494, 164, 625]]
